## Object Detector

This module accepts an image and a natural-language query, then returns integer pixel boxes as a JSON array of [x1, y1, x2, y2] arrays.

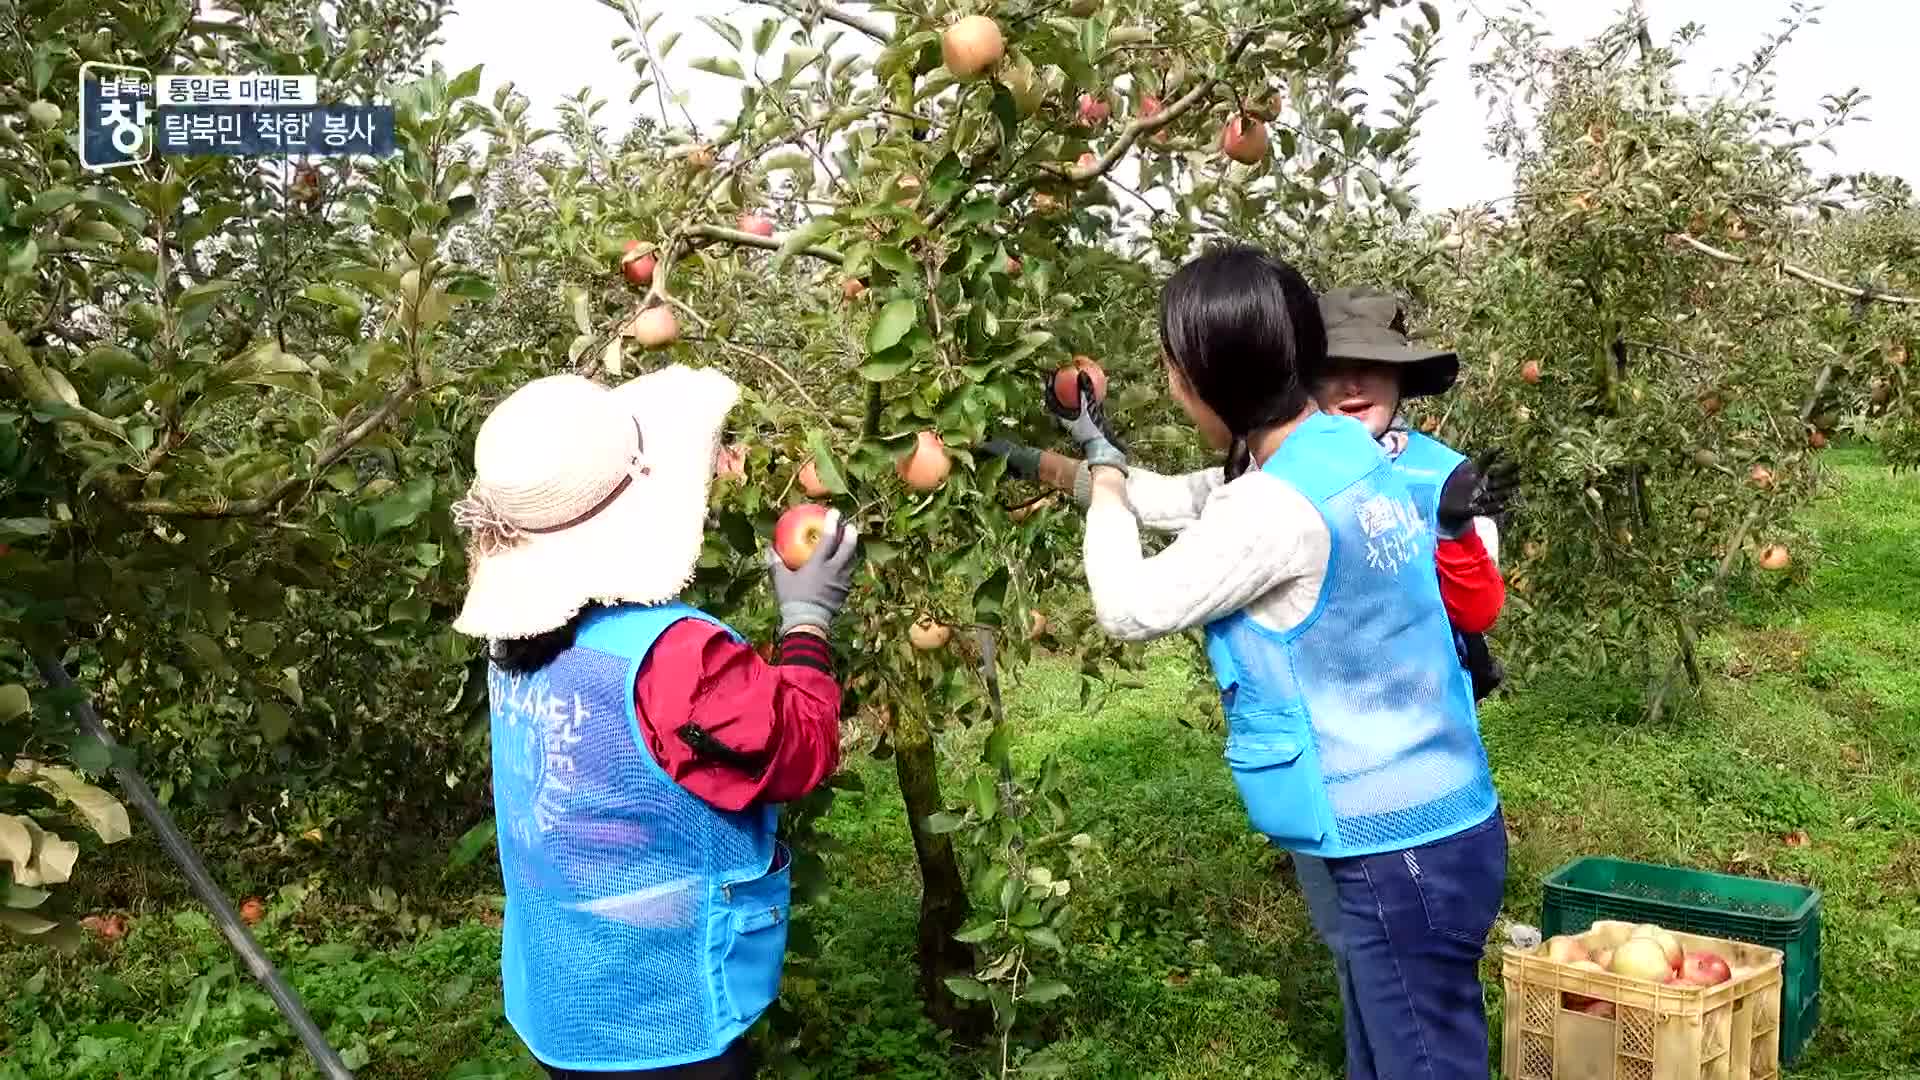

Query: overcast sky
[[433, 1, 1915, 212]]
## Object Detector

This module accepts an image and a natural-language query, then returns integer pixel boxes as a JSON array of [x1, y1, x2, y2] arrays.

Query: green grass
[[5, 447, 1917, 1078]]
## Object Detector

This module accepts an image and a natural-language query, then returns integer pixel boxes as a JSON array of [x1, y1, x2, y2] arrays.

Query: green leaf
[[367, 475, 435, 537], [859, 351, 914, 382], [279, 667, 304, 709], [942, 975, 991, 1002], [0, 518, 51, 541], [3, 883, 51, 910], [14, 188, 78, 226], [8, 762, 130, 844], [691, 56, 745, 80], [240, 623, 276, 659], [991, 84, 1019, 146], [1024, 979, 1073, 1003], [448, 64, 483, 101], [969, 772, 999, 819], [1025, 926, 1065, 951], [448, 818, 497, 869], [257, 701, 291, 743], [953, 918, 1001, 944], [872, 245, 916, 277], [698, 15, 743, 50], [79, 345, 148, 380], [443, 274, 496, 300], [1001, 330, 1052, 365], [752, 17, 778, 55], [5, 238, 38, 276], [973, 567, 1009, 621], [924, 811, 967, 835], [388, 595, 431, 624], [0, 909, 58, 936], [781, 47, 822, 81], [804, 430, 849, 494], [773, 216, 837, 268], [181, 631, 234, 678], [867, 298, 919, 354], [178, 279, 239, 311], [1420, 1, 1441, 32], [983, 725, 1011, 771], [0, 685, 30, 724]]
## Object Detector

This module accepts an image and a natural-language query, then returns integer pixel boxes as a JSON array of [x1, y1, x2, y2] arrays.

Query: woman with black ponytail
[[1033, 246, 1508, 1080]]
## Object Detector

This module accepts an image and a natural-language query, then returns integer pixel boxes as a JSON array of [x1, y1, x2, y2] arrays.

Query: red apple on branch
[[909, 617, 954, 651], [1077, 93, 1111, 127], [1220, 114, 1269, 164], [628, 306, 679, 349], [897, 431, 951, 491], [773, 504, 833, 570], [621, 242, 656, 288], [737, 213, 775, 238], [842, 278, 867, 301], [797, 460, 831, 498], [941, 15, 1004, 81]]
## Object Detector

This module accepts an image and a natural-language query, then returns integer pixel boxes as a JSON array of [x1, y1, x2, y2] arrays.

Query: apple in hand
[[1052, 356, 1107, 410], [773, 504, 834, 571]]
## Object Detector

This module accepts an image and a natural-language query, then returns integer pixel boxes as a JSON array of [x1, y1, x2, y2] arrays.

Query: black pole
[[34, 648, 355, 1080]]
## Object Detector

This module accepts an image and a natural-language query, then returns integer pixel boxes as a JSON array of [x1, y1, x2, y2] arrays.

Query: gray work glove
[[980, 439, 1042, 479], [1044, 370, 1127, 474], [767, 510, 860, 633]]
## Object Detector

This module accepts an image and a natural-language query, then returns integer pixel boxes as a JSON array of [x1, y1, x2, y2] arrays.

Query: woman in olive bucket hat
[[452, 366, 860, 1080]]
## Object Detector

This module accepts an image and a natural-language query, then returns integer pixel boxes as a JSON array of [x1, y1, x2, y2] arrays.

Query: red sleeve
[[632, 620, 843, 813], [1435, 527, 1505, 634]]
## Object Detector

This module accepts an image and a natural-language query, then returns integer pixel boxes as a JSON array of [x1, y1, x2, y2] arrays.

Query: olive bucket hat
[[1318, 285, 1459, 400]]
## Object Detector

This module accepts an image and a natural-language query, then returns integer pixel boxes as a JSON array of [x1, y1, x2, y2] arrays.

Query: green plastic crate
[[1540, 856, 1821, 1068]]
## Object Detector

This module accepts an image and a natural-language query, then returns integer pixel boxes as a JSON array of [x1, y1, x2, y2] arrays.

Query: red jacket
[[632, 622, 841, 812], [1435, 527, 1504, 634]]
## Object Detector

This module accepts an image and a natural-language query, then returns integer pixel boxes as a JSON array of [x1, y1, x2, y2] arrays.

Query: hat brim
[[453, 365, 740, 640], [1325, 344, 1459, 400]]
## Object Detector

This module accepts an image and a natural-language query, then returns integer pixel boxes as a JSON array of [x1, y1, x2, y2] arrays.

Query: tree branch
[[686, 223, 845, 264], [1671, 232, 1920, 306], [0, 321, 131, 445], [123, 374, 423, 518], [753, 0, 890, 43]]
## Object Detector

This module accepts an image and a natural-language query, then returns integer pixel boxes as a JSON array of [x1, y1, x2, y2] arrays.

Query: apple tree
[[1391, 9, 1916, 714], [0, 0, 536, 941], [520, 0, 1436, 1051]]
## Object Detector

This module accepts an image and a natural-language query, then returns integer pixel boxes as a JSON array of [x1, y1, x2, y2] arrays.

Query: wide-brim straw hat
[[452, 365, 738, 640], [1319, 286, 1459, 400]]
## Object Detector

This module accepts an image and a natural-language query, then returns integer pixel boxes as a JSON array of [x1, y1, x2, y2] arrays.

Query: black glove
[[980, 439, 1043, 480], [1043, 370, 1127, 470], [1456, 631, 1506, 702], [1437, 450, 1518, 537]]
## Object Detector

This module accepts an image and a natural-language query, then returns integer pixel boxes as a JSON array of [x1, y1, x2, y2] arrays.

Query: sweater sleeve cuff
[[773, 631, 834, 676]]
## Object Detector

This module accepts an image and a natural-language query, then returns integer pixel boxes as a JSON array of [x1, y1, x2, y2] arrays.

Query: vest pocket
[[719, 844, 793, 1025], [1224, 715, 1333, 847]]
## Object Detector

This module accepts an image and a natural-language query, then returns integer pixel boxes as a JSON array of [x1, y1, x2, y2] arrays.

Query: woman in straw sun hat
[[452, 365, 859, 1079]]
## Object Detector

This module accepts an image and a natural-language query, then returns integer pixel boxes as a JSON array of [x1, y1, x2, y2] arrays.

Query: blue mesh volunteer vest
[[1392, 431, 1467, 533], [488, 603, 789, 1071], [1391, 431, 1480, 698], [1204, 413, 1497, 858]]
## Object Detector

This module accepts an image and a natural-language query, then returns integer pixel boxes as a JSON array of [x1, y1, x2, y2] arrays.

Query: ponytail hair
[[1158, 246, 1326, 461]]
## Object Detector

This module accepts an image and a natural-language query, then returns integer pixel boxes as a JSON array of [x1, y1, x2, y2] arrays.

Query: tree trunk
[[891, 710, 979, 1033]]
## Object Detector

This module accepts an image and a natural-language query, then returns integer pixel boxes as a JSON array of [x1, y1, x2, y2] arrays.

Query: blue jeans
[[1294, 810, 1507, 1080]]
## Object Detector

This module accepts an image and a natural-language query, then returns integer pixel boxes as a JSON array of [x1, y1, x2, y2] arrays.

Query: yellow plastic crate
[[1501, 921, 1786, 1080]]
